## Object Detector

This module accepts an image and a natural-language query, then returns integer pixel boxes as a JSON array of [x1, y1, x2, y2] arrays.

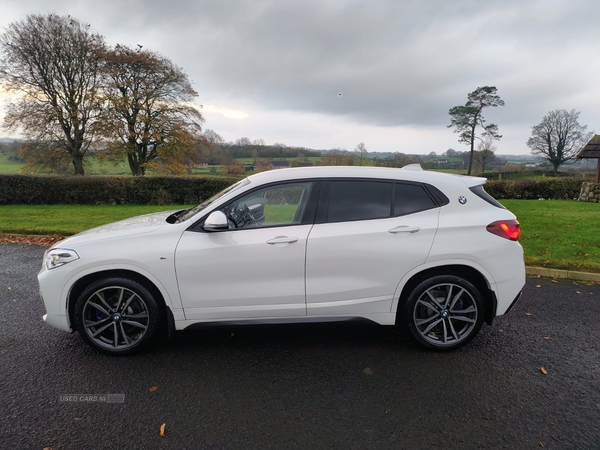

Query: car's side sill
[[175, 313, 396, 330]]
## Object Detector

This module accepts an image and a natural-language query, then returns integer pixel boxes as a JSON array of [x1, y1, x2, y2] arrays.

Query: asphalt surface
[[1, 243, 599, 450]]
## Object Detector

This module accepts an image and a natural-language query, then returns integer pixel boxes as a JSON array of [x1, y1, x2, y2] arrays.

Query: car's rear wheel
[[404, 275, 484, 351], [74, 278, 160, 355]]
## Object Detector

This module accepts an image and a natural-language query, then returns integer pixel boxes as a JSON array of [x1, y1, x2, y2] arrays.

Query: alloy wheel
[[412, 282, 478, 347], [82, 286, 150, 350]]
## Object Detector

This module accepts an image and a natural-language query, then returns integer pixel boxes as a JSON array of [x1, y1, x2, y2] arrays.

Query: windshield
[[176, 178, 251, 222]]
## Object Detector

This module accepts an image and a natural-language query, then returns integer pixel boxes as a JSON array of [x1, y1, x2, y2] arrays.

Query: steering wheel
[[227, 203, 257, 229]]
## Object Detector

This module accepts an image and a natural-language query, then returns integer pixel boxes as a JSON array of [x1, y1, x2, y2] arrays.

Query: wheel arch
[[394, 264, 497, 326], [67, 269, 176, 336]]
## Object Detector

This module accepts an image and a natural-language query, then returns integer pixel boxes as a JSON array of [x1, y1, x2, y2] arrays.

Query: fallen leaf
[[576, 291, 582, 295], [43, 448, 53, 450], [551, 279, 558, 284], [525, 312, 533, 316], [149, 386, 158, 392], [536, 285, 541, 288], [540, 442, 545, 447], [536, 274, 541, 278], [543, 337, 551, 340], [363, 368, 374, 375], [539, 367, 548, 375], [7, 287, 11, 291], [590, 292, 594, 296], [160, 423, 166, 437], [74, 417, 83, 421]]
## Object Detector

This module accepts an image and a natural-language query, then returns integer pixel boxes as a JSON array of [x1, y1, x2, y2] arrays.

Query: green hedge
[[0, 174, 590, 205], [484, 177, 589, 200], [0, 175, 241, 205]]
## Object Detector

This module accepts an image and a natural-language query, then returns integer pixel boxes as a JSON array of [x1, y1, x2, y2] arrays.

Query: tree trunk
[[468, 149, 474, 176], [467, 120, 477, 176], [128, 153, 143, 176], [72, 153, 85, 175]]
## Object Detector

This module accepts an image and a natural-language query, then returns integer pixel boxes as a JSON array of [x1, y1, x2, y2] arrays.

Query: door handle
[[266, 236, 298, 245], [388, 226, 420, 234]]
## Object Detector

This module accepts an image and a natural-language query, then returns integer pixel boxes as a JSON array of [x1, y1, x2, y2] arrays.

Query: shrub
[[0, 175, 241, 205], [0, 174, 590, 205], [484, 177, 589, 200]]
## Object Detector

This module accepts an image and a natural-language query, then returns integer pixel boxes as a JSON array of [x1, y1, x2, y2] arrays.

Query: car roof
[[245, 165, 486, 188]]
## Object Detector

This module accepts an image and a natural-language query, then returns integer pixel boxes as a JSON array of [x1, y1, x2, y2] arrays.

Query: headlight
[[45, 249, 80, 270]]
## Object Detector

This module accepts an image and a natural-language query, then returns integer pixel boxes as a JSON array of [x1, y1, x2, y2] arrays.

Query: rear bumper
[[480, 243, 526, 316], [503, 291, 522, 315]]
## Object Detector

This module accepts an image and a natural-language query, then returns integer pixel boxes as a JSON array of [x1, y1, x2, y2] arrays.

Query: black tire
[[73, 277, 161, 355], [403, 275, 484, 351]]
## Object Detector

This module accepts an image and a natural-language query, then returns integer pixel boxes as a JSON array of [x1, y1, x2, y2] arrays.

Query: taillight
[[486, 220, 520, 241]]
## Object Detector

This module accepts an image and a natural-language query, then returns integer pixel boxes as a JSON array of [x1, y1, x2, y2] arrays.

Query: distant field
[[0, 155, 326, 176], [85, 157, 132, 175], [0, 154, 24, 174], [0, 154, 132, 176]]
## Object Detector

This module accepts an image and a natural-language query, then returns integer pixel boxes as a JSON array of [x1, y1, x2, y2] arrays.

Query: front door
[[175, 181, 317, 321]]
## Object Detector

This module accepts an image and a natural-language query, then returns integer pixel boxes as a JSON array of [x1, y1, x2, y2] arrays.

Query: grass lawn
[[501, 200, 600, 273], [0, 204, 190, 236], [0, 200, 598, 273]]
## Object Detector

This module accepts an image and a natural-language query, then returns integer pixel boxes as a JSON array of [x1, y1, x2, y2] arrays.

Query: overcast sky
[[1, 0, 599, 155]]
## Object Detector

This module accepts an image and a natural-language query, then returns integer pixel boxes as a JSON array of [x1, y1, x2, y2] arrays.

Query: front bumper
[[38, 267, 73, 333]]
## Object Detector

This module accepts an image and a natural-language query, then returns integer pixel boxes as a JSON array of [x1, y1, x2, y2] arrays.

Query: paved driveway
[[1, 243, 599, 449]]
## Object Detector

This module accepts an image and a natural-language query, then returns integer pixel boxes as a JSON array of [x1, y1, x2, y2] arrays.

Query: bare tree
[[526, 109, 593, 176], [99, 44, 203, 175], [235, 137, 251, 148], [384, 152, 420, 168], [474, 136, 497, 174], [203, 129, 225, 145], [0, 14, 106, 175], [321, 148, 355, 166], [448, 86, 504, 175], [355, 142, 368, 166], [200, 129, 225, 165], [251, 138, 265, 158]]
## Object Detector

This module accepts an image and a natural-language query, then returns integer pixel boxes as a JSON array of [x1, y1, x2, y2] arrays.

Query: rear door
[[305, 180, 440, 317]]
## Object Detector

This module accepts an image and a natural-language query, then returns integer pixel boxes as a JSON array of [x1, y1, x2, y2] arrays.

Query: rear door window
[[327, 180, 393, 222]]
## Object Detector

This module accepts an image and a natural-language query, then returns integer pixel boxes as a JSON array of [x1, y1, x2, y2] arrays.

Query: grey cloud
[[2, 0, 599, 151]]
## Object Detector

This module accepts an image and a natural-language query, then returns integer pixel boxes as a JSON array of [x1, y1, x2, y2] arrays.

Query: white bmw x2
[[39, 165, 525, 354]]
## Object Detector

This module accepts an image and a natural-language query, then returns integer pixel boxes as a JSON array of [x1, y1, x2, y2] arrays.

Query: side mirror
[[203, 211, 229, 232]]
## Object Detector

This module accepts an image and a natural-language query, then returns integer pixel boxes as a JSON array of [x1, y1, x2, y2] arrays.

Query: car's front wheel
[[73, 278, 161, 355], [403, 275, 484, 351]]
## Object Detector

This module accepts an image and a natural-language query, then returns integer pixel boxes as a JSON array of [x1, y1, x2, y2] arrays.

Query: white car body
[[38, 166, 525, 353]]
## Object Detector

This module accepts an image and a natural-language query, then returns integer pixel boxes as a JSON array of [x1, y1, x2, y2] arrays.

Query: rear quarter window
[[394, 183, 438, 216]]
